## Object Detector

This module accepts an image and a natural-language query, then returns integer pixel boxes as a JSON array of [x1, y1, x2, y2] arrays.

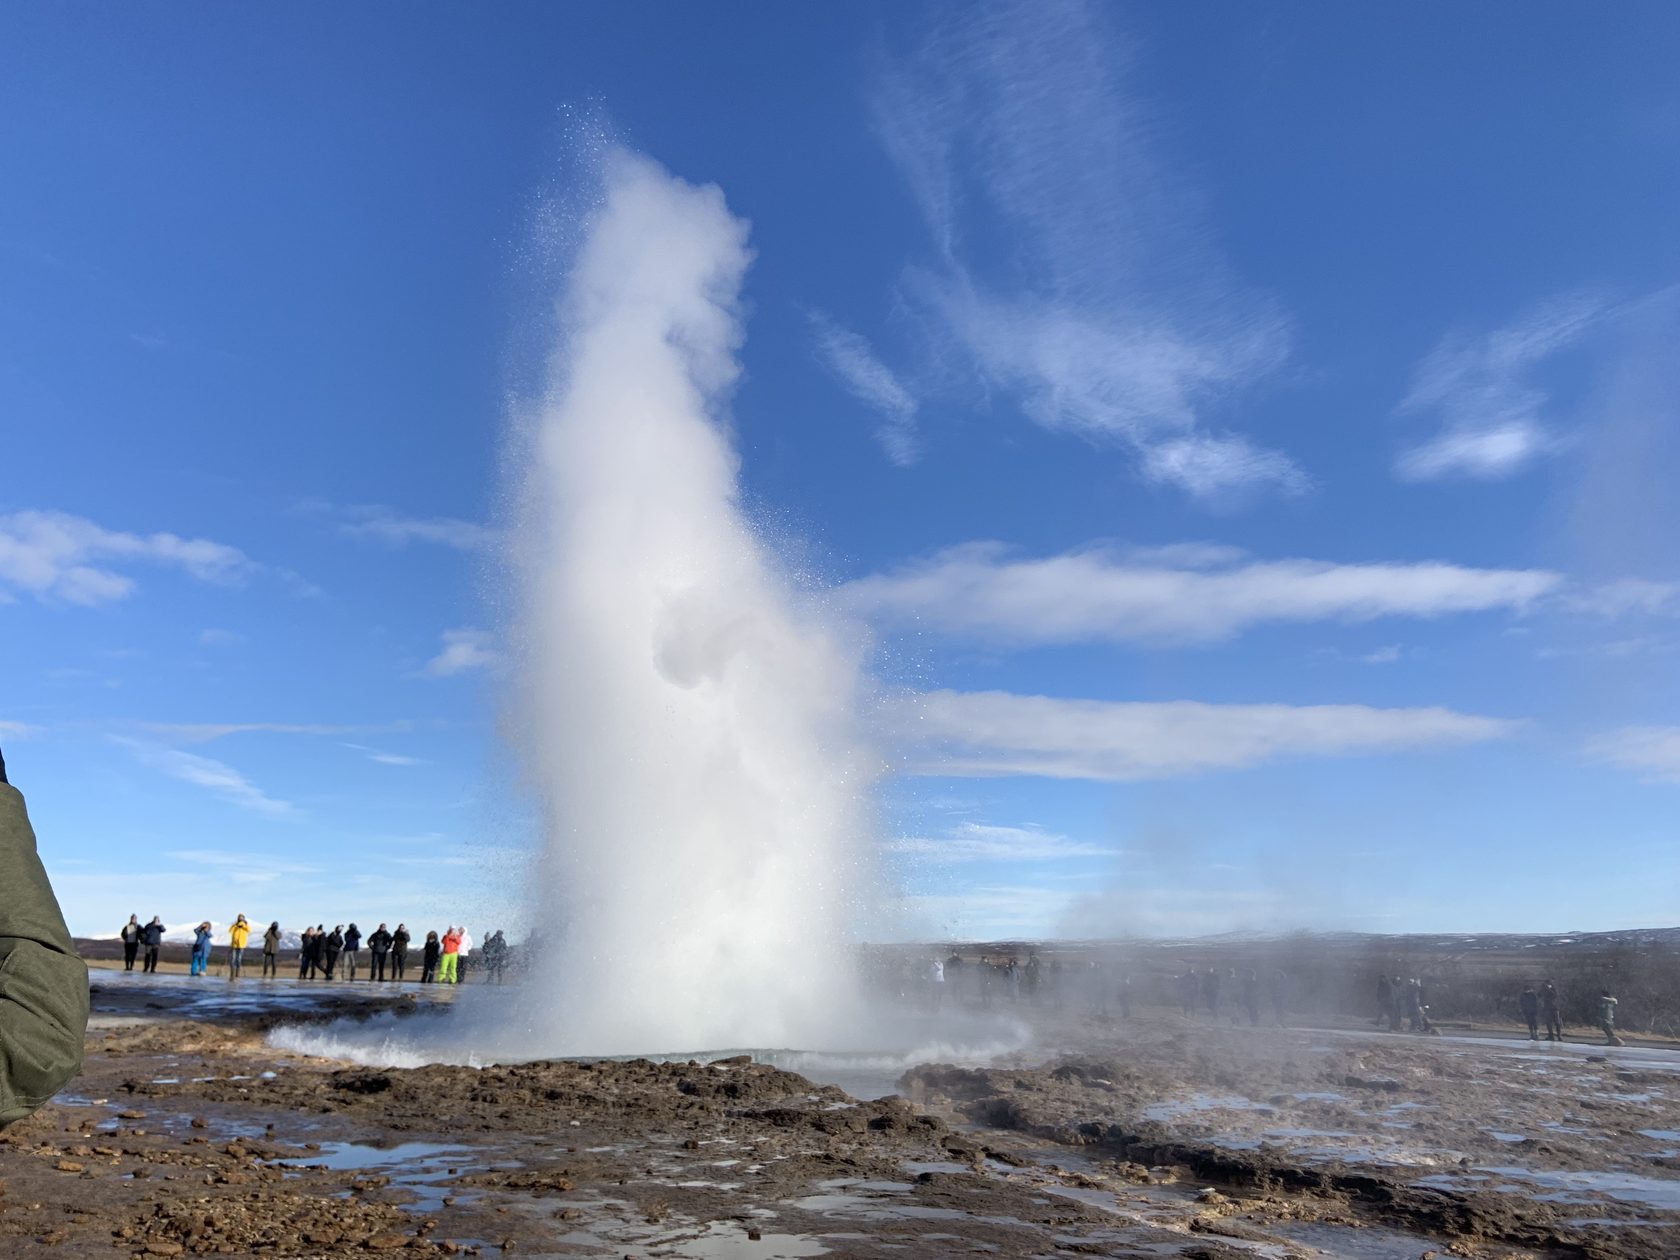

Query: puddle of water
[[1140, 1093, 1272, 1122], [649, 1221, 829, 1258], [1279, 1220, 1464, 1260], [1639, 1129, 1680, 1141], [274, 1140, 467, 1172], [1470, 1166, 1680, 1211], [1486, 1131, 1528, 1143]]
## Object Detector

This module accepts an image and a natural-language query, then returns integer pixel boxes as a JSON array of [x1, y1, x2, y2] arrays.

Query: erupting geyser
[[502, 149, 879, 1054]]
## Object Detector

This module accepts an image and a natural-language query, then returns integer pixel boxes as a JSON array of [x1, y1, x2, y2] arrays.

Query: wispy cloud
[[342, 742, 426, 767], [890, 822, 1118, 863], [1561, 577, 1680, 618], [842, 542, 1559, 647], [198, 628, 244, 648], [116, 738, 294, 816], [311, 502, 497, 552], [868, 0, 1301, 502], [423, 627, 499, 678], [1586, 726, 1680, 782], [0, 720, 42, 739], [808, 310, 920, 465], [137, 721, 415, 745], [887, 689, 1518, 782], [0, 509, 254, 605], [1395, 293, 1606, 481]]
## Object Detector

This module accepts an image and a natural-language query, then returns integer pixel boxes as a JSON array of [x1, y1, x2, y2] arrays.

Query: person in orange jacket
[[438, 926, 462, 984]]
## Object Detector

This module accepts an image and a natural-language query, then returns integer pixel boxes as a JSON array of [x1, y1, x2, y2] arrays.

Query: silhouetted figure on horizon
[[262, 921, 281, 978], [1201, 967, 1221, 1020], [392, 924, 411, 981], [1519, 986, 1540, 1040], [1240, 968, 1261, 1026], [342, 923, 362, 980], [141, 917, 164, 973], [1178, 967, 1199, 1017], [1540, 980, 1563, 1041], [368, 924, 392, 981], [323, 926, 344, 980], [421, 930, 440, 984], [1598, 991, 1623, 1046]]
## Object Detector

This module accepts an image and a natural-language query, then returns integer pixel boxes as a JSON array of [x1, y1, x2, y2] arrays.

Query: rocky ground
[[1, 977, 1674, 1259]]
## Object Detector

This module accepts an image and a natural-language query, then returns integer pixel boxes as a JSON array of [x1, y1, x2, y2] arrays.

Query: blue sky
[[3, 2, 1678, 940]]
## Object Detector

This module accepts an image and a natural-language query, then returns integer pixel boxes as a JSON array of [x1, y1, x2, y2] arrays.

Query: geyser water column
[[505, 149, 878, 1055]]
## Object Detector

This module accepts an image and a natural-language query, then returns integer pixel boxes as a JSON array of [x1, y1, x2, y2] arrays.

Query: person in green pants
[[0, 744, 89, 1127]]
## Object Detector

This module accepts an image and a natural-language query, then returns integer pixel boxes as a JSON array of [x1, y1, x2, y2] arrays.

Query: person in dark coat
[[1201, 967, 1221, 1020], [0, 744, 90, 1126], [1177, 967, 1198, 1016], [420, 930, 440, 984], [367, 924, 393, 981], [342, 923, 362, 980], [1518, 986, 1541, 1040], [391, 924, 411, 981], [1240, 969, 1261, 1026], [120, 915, 141, 971], [298, 926, 316, 979], [262, 921, 282, 978], [1540, 980, 1564, 1041], [323, 926, 344, 980], [141, 917, 165, 973]]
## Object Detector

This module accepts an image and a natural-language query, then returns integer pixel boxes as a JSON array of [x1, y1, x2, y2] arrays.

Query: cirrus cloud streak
[[888, 689, 1519, 782]]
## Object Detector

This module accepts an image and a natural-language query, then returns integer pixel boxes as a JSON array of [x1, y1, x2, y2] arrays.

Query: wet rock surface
[[4, 978, 1673, 1257]]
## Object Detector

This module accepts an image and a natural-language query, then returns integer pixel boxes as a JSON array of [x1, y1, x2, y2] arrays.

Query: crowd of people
[[114, 915, 516, 984], [899, 949, 1632, 1047]]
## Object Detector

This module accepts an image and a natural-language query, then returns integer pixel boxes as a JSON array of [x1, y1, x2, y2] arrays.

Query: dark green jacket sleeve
[[0, 784, 89, 1127]]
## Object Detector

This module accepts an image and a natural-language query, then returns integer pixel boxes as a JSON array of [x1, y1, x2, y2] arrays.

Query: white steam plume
[[500, 150, 879, 1053]]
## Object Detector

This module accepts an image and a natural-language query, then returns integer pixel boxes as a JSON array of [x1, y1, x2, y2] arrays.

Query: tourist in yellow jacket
[[227, 914, 251, 979], [0, 744, 89, 1126]]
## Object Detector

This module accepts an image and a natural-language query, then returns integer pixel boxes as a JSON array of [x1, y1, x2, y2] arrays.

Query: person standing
[[1201, 967, 1221, 1020], [421, 930, 440, 984], [0, 742, 91, 1126], [391, 924, 411, 981], [120, 915, 141, 971], [298, 926, 316, 980], [190, 922, 213, 977], [323, 926, 344, 980], [438, 926, 462, 984], [1540, 981, 1564, 1041], [190, 927, 213, 974], [227, 914, 250, 979], [342, 923, 362, 981], [1518, 986, 1541, 1040], [1598, 990, 1624, 1046], [457, 926, 473, 982], [262, 921, 282, 978], [141, 917, 164, 973], [367, 923, 392, 981], [1178, 967, 1198, 1017], [1240, 969, 1261, 1026]]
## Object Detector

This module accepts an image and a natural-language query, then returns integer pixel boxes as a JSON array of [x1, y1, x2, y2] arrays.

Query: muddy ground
[[1, 978, 1675, 1259]]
